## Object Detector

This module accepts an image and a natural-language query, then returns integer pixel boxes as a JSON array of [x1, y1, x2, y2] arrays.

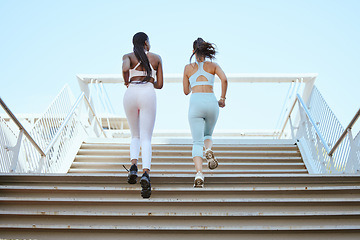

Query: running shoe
[[127, 164, 138, 184], [205, 149, 218, 170], [140, 171, 152, 198], [194, 171, 204, 188]]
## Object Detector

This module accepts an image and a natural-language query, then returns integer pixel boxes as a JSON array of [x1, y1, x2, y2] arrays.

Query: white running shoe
[[205, 149, 218, 170], [194, 171, 204, 188]]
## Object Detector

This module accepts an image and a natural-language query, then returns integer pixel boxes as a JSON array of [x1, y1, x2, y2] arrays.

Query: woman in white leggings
[[122, 32, 163, 198], [183, 38, 228, 188]]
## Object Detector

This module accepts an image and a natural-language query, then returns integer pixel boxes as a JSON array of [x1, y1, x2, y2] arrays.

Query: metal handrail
[[44, 93, 106, 155], [329, 108, 360, 156], [0, 97, 46, 157], [278, 93, 331, 154], [279, 94, 360, 159], [278, 98, 298, 139], [296, 93, 331, 154]]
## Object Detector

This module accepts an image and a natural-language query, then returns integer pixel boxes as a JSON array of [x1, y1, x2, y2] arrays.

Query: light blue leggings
[[188, 93, 219, 158]]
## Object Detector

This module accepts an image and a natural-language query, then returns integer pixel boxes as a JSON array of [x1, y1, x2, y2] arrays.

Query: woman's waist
[[191, 85, 214, 93], [127, 81, 155, 89], [190, 92, 217, 101]]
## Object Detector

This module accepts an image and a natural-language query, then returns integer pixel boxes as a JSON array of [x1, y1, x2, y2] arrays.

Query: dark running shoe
[[140, 172, 151, 198], [127, 164, 138, 184]]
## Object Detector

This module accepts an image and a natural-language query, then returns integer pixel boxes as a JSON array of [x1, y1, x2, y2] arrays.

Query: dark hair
[[133, 32, 152, 82], [190, 37, 217, 63]]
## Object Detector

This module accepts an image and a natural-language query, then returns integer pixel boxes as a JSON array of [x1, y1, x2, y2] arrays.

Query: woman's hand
[[218, 99, 225, 108]]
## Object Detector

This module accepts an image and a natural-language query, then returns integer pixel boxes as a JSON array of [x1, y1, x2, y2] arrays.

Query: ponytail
[[190, 37, 217, 63], [133, 32, 152, 82]]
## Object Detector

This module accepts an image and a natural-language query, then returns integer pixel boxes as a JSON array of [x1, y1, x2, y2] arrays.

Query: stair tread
[[1, 185, 359, 192], [67, 169, 308, 174], [2, 197, 360, 202], [2, 210, 360, 217]]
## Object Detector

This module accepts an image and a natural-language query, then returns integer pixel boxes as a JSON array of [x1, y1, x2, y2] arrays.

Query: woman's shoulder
[[204, 61, 218, 67], [204, 61, 219, 72], [122, 52, 135, 60], [148, 52, 162, 61], [184, 63, 196, 70]]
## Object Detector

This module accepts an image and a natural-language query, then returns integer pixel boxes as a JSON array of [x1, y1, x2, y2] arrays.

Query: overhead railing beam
[[77, 73, 318, 84]]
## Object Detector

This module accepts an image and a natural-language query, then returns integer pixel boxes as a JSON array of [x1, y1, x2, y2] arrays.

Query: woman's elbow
[[183, 90, 190, 95], [154, 81, 163, 89]]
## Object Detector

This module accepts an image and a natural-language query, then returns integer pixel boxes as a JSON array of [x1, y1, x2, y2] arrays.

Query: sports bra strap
[[188, 61, 215, 88], [133, 62, 141, 70]]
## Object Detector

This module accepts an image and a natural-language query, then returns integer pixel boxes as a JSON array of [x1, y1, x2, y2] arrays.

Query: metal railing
[[39, 92, 106, 173], [329, 108, 360, 156], [88, 79, 123, 130], [0, 86, 106, 173], [279, 86, 360, 174], [0, 98, 46, 173]]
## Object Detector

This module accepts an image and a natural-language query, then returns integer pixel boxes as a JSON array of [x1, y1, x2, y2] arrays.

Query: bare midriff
[[130, 76, 155, 84], [192, 85, 213, 93]]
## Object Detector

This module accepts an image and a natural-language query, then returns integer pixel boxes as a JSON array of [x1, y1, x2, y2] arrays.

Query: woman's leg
[[123, 87, 141, 164], [189, 114, 205, 187], [203, 97, 220, 169], [139, 99, 156, 173], [123, 86, 141, 184], [139, 86, 156, 198], [138, 84, 156, 173], [204, 98, 219, 147], [188, 98, 205, 173]]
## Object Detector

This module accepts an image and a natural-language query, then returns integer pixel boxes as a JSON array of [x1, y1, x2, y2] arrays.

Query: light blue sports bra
[[189, 60, 215, 88]]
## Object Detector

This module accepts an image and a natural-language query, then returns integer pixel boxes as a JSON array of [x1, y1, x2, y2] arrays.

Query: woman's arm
[[122, 54, 131, 87], [215, 63, 228, 108], [154, 55, 163, 89], [183, 65, 191, 95]]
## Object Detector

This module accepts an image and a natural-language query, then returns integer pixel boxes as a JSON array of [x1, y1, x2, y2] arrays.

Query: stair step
[[67, 169, 308, 174], [2, 174, 358, 183], [70, 162, 306, 170], [2, 230, 359, 240], [80, 143, 299, 151], [1, 216, 360, 231], [73, 155, 303, 163], [76, 149, 301, 157], [2, 171, 360, 238]]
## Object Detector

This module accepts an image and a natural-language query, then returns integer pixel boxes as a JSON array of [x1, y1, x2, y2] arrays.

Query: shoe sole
[[127, 171, 138, 184], [140, 177, 151, 198], [205, 150, 218, 170], [194, 178, 204, 188], [141, 187, 151, 198]]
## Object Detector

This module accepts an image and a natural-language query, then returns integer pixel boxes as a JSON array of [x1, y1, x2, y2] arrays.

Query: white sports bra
[[129, 52, 157, 81]]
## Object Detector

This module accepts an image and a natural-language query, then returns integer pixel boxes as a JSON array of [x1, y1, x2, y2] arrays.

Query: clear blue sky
[[1, 0, 359, 133]]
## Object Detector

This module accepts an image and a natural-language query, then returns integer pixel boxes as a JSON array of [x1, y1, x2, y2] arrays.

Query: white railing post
[[289, 112, 296, 139], [7, 129, 24, 172], [345, 129, 359, 173], [36, 156, 46, 173]]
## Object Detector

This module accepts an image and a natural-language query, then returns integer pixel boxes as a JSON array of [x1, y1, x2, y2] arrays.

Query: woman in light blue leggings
[[183, 37, 228, 188]]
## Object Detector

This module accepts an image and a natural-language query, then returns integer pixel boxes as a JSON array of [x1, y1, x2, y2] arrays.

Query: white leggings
[[123, 82, 156, 170]]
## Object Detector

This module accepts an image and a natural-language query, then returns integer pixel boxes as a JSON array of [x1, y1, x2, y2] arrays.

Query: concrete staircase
[[1, 139, 360, 239], [69, 139, 307, 175]]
